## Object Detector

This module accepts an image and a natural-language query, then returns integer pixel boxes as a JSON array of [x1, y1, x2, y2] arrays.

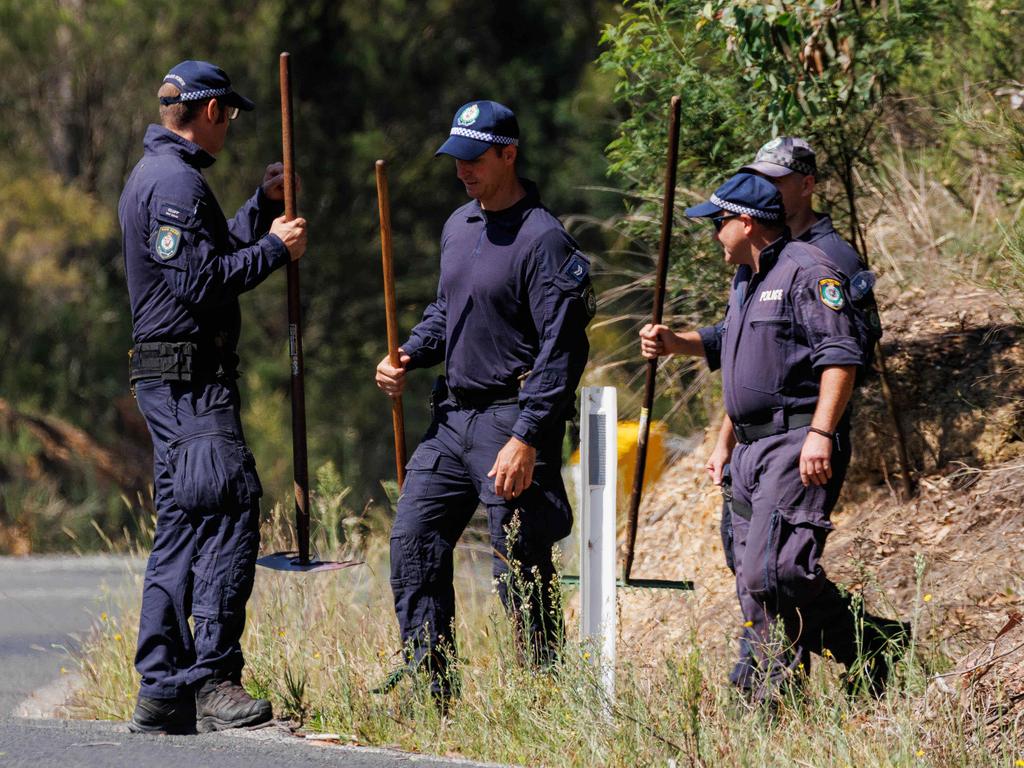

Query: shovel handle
[[280, 52, 310, 565], [376, 160, 408, 489], [623, 95, 682, 583]]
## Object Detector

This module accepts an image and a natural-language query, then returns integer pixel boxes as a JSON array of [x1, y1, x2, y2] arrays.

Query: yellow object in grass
[[570, 420, 669, 512]]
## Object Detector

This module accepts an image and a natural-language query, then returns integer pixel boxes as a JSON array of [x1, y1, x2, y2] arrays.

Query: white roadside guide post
[[578, 385, 618, 700]]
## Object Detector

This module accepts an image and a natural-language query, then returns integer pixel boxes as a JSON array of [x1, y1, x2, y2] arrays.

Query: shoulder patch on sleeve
[[155, 225, 183, 260], [563, 250, 590, 284], [818, 277, 845, 311], [158, 202, 189, 224], [154, 195, 199, 229]]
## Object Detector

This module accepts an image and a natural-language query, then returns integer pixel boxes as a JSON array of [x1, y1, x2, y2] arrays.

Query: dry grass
[[67, 493, 1023, 767]]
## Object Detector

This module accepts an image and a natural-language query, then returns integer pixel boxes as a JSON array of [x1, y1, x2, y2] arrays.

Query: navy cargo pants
[[133, 378, 262, 700], [391, 396, 572, 689], [728, 422, 858, 698], [719, 465, 758, 691]]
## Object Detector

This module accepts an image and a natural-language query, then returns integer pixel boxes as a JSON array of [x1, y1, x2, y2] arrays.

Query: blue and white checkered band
[[448, 127, 519, 146], [176, 87, 232, 102], [710, 193, 783, 221]]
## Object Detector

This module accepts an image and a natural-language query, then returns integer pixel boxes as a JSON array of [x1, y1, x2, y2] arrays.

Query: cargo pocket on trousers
[[170, 429, 251, 514], [239, 445, 263, 503], [191, 551, 222, 620], [775, 506, 834, 604], [219, 526, 260, 619], [398, 447, 441, 502]]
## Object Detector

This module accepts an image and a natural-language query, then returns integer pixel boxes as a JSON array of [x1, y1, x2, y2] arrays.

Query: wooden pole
[[375, 160, 408, 489], [623, 96, 682, 583], [279, 52, 311, 565]]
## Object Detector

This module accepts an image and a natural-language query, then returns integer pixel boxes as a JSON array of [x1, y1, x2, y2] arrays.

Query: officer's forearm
[[812, 365, 856, 432], [674, 330, 708, 358], [716, 412, 736, 453]]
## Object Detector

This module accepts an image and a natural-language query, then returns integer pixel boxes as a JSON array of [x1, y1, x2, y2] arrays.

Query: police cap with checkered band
[[159, 60, 255, 112], [435, 100, 519, 161], [685, 172, 785, 223]]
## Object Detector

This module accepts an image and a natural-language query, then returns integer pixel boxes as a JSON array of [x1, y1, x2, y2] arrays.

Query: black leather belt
[[732, 410, 814, 445], [449, 386, 519, 410]]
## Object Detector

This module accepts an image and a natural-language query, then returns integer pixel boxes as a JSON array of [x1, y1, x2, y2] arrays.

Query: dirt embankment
[[618, 283, 1024, 692]]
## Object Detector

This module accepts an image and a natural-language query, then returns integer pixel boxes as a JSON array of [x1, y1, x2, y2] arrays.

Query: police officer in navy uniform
[[714, 138, 875, 691], [640, 174, 902, 701], [375, 100, 593, 703], [119, 60, 307, 733]]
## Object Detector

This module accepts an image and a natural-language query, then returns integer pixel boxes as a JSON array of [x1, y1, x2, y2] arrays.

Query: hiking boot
[[847, 617, 911, 697], [195, 676, 273, 732], [128, 693, 196, 735]]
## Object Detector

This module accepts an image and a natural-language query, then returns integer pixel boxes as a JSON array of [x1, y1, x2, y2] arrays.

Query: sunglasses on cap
[[711, 213, 740, 231]]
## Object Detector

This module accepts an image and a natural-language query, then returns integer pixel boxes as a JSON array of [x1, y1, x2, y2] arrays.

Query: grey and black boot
[[195, 676, 273, 732], [128, 693, 196, 735]]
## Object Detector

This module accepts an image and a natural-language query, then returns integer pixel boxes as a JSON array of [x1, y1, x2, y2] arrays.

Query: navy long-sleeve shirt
[[697, 236, 862, 425], [119, 125, 289, 351], [402, 180, 593, 446], [800, 213, 865, 277]]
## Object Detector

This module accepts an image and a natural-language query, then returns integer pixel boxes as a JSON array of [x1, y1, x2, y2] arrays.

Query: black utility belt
[[449, 386, 519, 410], [129, 341, 238, 383], [732, 411, 814, 445]]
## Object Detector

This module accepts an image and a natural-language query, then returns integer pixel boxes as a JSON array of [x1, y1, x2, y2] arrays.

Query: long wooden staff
[[375, 160, 408, 489], [279, 52, 311, 565], [623, 95, 682, 583]]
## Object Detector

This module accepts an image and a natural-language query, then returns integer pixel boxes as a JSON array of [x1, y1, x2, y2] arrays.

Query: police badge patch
[[818, 278, 845, 311], [156, 225, 182, 260], [584, 285, 597, 318], [457, 104, 480, 127], [563, 251, 589, 283]]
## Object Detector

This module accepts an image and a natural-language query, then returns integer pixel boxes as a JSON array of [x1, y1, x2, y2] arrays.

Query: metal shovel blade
[[256, 551, 363, 573]]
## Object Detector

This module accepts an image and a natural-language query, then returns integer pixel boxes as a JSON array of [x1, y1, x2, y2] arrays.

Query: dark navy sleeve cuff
[[512, 418, 540, 447], [698, 325, 723, 371], [402, 337, 442, 371], [810, 337, 863, 372], [263, 233, 291, 269]]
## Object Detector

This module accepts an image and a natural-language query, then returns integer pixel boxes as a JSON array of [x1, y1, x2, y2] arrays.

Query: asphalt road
[[0, 556, 508, 768], [0, 719, 508, 768], [0, 555, 137, 717]]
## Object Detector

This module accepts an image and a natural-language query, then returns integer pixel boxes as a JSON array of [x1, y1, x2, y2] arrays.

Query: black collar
[[143, 124, 216, 169], [466, 178, 541, 223], [756, 229, 791, 274]]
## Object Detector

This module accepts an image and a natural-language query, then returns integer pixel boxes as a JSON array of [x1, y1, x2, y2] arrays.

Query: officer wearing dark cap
[[119, 60, 307, 733], [740, 136, 865, 276], [710, 137, 889, 689], [640, 173, 902, 700], [375, 100, 594, 703]]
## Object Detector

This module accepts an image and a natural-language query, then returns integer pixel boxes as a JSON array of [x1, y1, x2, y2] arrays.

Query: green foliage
[[707, 0, 941, 253], [955, 96, 1024, 317], [0, 0, 617, 550], [596, 0, 941, 426]]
